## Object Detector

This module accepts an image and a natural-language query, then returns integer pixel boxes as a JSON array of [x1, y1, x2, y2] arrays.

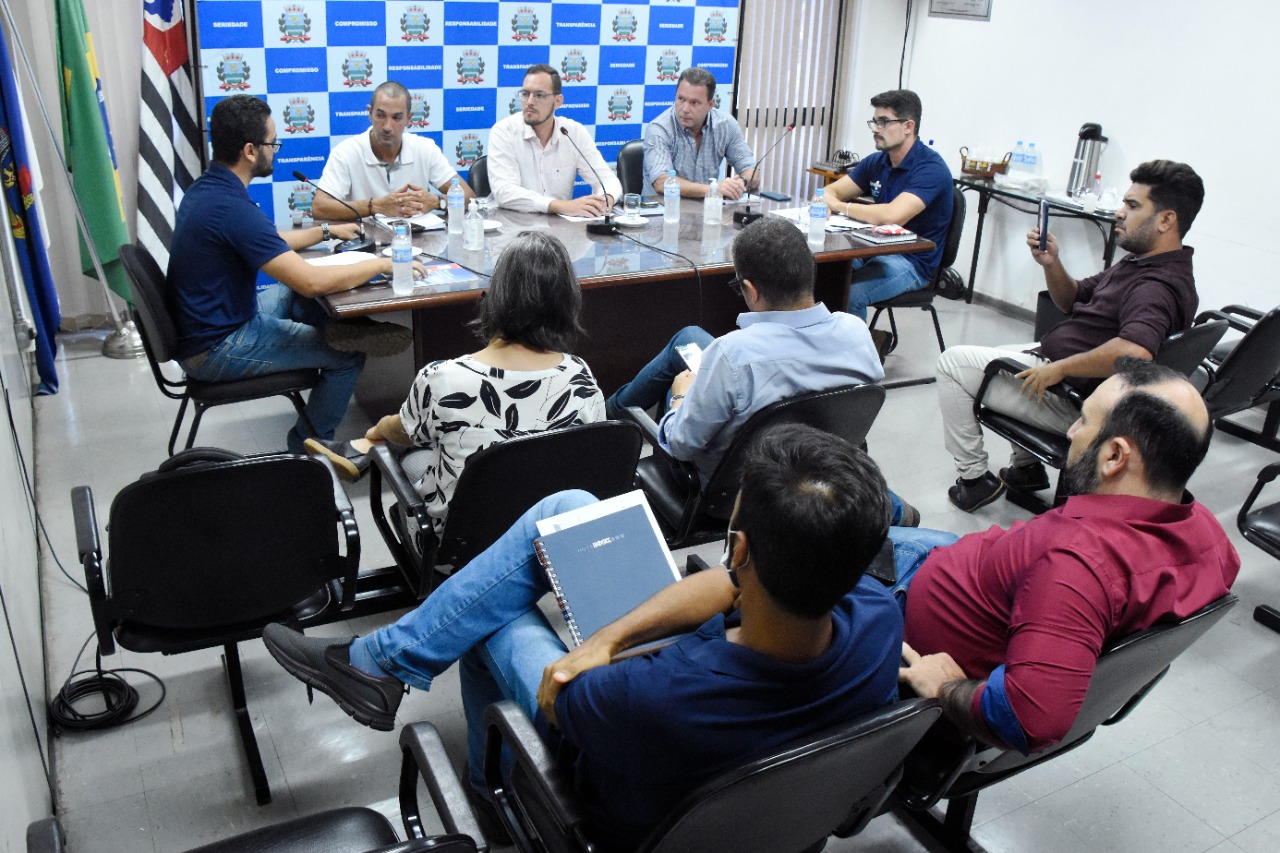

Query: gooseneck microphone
[[734, 124, 795, 226], [559, 126, 617, 236], [292, 170, 376, 253]]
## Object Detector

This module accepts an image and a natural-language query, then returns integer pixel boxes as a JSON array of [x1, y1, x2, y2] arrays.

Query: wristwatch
[[320, 222, 331, 241]]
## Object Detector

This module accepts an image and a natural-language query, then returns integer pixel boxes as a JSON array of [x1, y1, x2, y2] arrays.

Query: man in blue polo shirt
[[822, 90, 952, 346]]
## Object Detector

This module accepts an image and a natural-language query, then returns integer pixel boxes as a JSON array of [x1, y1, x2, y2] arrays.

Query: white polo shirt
[[486, 113, 622, 213], [317, 130, 458, 201]]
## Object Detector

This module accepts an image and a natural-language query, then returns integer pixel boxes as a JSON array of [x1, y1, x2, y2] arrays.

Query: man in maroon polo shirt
[[936, 159, 1205, 512], [896, 358, 1239, 753]]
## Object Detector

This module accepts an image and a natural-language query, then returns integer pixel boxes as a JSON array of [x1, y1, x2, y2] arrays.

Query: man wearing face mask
[[261, 425, 902, 847], [894, 358, 1238, 755]]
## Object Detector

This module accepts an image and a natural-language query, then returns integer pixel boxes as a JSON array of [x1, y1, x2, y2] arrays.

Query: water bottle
[[1012, 140, 1027, 168], [807, 193, 827, 244], [463, 199, 485, 251], [1025, 143, 1040, 175], [447, 177, 465, 234], [391, 224, 415, 296], [1092, 173, 1104, 196], [703, 178, 722, 224], [663, 169, 680, 224]]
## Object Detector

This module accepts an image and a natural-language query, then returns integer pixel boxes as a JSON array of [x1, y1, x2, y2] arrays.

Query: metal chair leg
[[223, 642, 271, 805]]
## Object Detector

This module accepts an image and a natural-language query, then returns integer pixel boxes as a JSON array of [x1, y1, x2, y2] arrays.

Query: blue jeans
[[886, 525, 961, 609], [848, 254, 928, 321], [607, 326, 715, 414], [179, 284, 364, 452]]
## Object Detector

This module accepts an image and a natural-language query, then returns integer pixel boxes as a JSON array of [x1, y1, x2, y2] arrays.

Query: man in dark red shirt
[[937, 159, 1205, 512], [896, 358, 1238, 753]]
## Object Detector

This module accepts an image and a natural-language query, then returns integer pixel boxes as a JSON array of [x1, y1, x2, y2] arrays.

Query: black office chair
[[868, 186, 967, 387], [29, 723, 486, 852], [466, 697, 940, 853], [73, 449, 361, 806], [623, 384, 886, 549], [467, 156, 491, 198], [616, 139, 645, 196], [1237, 462, 1280, 634], [1193, 304, 1280, 453], [894, 595, 1237, 853], [119, 244, 321, 457], [975, 317, 1229, 514], [369, 421, 643, 598]]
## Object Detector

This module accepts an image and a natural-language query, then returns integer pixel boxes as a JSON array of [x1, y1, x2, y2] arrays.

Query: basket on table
[[959, 147, 1012, 180]]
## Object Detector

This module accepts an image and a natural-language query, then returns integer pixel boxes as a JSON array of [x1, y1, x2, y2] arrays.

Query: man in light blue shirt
[[607, 217, 884, 486], [643, 68, 758, 200]]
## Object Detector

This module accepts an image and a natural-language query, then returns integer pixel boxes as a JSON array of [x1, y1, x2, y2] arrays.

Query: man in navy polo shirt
[[822, 90, 953, 344]]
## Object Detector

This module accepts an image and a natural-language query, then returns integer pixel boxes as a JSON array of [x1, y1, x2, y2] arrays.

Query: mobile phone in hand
[[675, 342, 703, 373], [1037, 200, 1050, 251]]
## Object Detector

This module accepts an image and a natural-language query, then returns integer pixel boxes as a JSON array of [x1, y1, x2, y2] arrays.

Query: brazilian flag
[[56, 0, 131, 302]]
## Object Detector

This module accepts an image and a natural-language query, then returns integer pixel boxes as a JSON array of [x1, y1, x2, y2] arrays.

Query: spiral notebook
[[533, 490, 681, 646]]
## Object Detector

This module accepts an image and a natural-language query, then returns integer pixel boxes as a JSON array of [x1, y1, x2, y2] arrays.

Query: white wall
[[839, 0, 1280, 315]]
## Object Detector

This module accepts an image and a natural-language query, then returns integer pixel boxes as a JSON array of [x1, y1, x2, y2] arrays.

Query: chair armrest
[[482, 700, 593, 849], [312, 456, 362, 611], [72, 485, 100, 564], [399, 722, 488, 851], [26, 818, 65, 853], [71, 486, 116, 656], [371, 445, 427, 515], [1238, 461, 1280, 530], [974, 356, 1081, 417], [1194, 308, 1257, 334], [620, 405, 662, 449], [622, 405, 701, 487]]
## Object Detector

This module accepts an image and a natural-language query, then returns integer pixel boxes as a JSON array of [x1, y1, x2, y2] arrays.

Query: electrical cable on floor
[[49, 631, 166, 732]]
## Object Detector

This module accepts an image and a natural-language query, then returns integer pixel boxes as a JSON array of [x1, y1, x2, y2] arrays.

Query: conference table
[[320, 199, 934, 404]]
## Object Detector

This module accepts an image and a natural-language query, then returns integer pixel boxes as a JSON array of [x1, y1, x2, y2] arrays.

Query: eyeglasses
[[517, 90, 555, 103], [866, 117, 907, 130], [727, 276, 743, 297], [258, 138, 283, 152]]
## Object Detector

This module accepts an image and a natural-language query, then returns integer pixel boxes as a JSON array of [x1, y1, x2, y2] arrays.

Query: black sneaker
[[870, 329, 894, 361], [262, 624, 406, 731], [325, 318, 412, 357], [947, 472, 1006, 513], [303, 438, 370, 482], [999, 462, 1051, 493]]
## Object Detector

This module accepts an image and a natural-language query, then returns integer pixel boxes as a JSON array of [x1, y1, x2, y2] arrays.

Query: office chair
[[868, 186, 967, 388], [616, 139, 645, 197], [368, 421, 643, 598], [621, 383, 886, 549], [120, 244, 322, 457], [975, 317, 1228, 514], [462, 697, 941, 853], [28, 723, 486, 852], [894, 595, 1237, 853], [467, 156, 491, 198], [1193, 304, 1280, 453], [1237, 462, 1280, 634], [73, 449, 361, 806]]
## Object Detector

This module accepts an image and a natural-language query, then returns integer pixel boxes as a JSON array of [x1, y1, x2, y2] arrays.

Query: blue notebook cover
[[534, 501, 680, 645]]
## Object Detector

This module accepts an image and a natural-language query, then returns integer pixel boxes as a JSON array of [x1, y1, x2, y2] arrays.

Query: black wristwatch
[[320, 222, 331, 242]]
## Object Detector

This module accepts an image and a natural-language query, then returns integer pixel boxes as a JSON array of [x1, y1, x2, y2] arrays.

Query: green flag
[[56, 0, 131, 302]]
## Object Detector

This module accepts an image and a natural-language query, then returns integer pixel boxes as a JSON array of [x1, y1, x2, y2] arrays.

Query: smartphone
[[758, 190, 791, 202], [1037, 199, 1050, 251], [675, 342, 703, 373], [640, 200, 661, 210]]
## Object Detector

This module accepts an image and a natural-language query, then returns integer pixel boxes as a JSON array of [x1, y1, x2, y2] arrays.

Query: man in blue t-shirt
[[822, 90, 953, 345], [262, 424, 903, 847], [167, 95, 423, 453]]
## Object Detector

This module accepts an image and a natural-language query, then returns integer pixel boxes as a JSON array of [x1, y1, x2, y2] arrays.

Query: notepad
[[534, 490, 681, 646]]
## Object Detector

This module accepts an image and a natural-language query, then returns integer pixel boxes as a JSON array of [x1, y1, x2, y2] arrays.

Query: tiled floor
[[37, 297, 1280, 852]]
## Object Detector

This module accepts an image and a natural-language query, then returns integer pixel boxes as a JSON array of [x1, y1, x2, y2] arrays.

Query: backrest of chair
[[119, 243, 180, 366], [939, 186, 967, 272], [642, 699, 941, 853], [105, 455, 341, 633], [617, 139, 645, 196], [467, 156, 490, 198], [967, 595, 1237, 781], [1154, 319, 1228, 377], [1202, 306, 1280, 417], [696, 384, 887, 522], [438, 421, 643, 567]]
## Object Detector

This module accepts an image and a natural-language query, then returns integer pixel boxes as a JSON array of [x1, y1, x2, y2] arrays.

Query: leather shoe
[[262, 624, 406, 731], [947, 472, 1006, 513], [896, 496, 921, 527], [870, 328, 893, 361], [999, 462, 1051, 493], [304, 438, 370, 482]]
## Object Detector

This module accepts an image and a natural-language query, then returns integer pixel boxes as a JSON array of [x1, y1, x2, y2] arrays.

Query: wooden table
[[322, 200, 934, 402]]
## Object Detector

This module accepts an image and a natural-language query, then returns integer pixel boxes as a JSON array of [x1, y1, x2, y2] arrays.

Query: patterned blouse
[[400, 352, 605, 532]]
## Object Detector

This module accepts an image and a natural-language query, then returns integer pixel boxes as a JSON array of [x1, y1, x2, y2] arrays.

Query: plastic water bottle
[[1025, 143, 1040, 175], [808, 193, 828, 244], [390, 224, 414, 296], [703, 178, 722, 224], [1012, 140, 1027, 168], [463, 199, 485, 250], [663, 169, 681, 224], [447, 177, 465, 234], [1092, 173, 1104, 196]]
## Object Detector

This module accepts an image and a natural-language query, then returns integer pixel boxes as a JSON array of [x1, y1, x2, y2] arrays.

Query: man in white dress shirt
[[313, 81, 472, 221], [486, 65, 622, 216]]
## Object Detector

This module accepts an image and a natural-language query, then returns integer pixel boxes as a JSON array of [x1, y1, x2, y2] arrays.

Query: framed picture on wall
[[928, 0, 993, 22]]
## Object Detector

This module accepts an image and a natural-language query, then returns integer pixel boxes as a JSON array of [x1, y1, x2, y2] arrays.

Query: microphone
[[734, 124, 794, 227], [559, 126, 617, 236], [292, 171, 376, 253]]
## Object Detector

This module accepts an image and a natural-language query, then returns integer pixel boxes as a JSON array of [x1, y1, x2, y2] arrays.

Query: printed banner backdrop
[[195, 0, 741, 227]]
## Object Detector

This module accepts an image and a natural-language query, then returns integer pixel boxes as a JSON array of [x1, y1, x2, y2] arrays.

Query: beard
[[1117, 217, 1157, 254], [1061, 440, 1102, 497], [251, 157, 274, 180]]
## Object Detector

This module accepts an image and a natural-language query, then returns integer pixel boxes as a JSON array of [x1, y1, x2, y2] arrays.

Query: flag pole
[[0, 0, 143, 359]]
